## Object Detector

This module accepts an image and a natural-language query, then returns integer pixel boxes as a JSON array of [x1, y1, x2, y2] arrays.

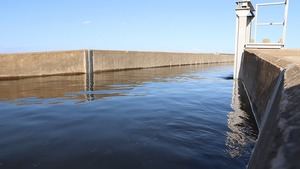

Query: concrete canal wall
[[0, 50, 86, 80], [0, 50, 233, 80], [240, 49, 300, 169], [92, 50, 233, 72]]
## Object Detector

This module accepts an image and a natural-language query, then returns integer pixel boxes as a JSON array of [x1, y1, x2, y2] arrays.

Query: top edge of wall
[[0, 49, 234, 56]]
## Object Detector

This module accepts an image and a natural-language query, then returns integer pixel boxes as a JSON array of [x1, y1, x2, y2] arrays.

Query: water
[[0, 64, 257, 169]]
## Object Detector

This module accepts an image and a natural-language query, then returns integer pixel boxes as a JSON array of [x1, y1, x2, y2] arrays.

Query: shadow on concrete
[[248, 81, 300, 169]]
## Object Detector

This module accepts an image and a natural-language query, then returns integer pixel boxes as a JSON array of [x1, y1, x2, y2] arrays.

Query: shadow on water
[[226, 80, 258, 160], [221, 74, 234, 80]]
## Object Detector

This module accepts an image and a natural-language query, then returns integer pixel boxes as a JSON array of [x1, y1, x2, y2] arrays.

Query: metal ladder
[[246, 0, 290, 49]]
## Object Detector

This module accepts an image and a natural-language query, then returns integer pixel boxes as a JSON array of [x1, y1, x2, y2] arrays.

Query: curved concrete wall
[[240, 51, 282, 127], [240, 49, 300, 169]]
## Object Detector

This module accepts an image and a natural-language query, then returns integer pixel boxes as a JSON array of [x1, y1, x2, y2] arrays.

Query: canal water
[[0, 64, 257, 169]]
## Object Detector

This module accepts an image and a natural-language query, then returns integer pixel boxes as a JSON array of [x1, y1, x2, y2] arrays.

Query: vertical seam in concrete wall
[[85, 50, 94, 93], [85, 50, 94, 74], [84, 50, 88, 73], [83, 50, 95, 101], [90, 50, 94, 73]]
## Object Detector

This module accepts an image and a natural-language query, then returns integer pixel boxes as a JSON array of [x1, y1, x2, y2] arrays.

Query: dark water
[[0, 64, 257, 169]]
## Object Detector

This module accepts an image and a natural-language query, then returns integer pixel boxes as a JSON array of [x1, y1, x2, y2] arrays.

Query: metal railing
[[247, 0, 289, 48]]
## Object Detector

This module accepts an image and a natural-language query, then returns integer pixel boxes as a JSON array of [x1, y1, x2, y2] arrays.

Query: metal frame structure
[[246, 0, 289, 49]]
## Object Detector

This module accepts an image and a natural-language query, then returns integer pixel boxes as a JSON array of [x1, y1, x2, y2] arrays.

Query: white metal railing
[[248, 0, 289, 48]]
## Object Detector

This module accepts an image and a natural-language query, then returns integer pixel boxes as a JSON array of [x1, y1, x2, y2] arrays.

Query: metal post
[[282, 0, 290, 45], [234, 0, 255, 79], [254, 4, 259, 43]]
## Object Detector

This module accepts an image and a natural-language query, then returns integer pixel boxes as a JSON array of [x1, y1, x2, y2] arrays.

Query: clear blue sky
[[0, 0, 299, 53]]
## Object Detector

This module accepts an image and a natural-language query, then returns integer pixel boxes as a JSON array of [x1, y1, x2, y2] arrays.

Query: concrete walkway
[[247, 49, 300, 66]]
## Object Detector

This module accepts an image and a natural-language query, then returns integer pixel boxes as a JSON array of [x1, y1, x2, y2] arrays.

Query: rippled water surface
[[0, 64, 257, 169]]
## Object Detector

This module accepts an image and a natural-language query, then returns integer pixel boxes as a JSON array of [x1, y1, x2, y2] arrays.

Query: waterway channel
[[0, 64, 257, 169]]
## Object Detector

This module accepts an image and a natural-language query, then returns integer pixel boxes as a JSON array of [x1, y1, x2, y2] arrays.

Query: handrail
[[256, 1, 286, 6], [251, 0, 289, 47]]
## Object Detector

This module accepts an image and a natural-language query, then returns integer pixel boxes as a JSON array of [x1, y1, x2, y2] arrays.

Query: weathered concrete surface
[[240, 49, 300, 169], [92, 50, 233, 72], [0, 50, 86, 79], [0, 50, 233, 79]]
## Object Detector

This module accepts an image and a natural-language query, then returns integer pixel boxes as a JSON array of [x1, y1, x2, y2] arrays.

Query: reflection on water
[[0, 64, 257, 169], [226, 81, 258, 158], [0, 64, 229, 102]]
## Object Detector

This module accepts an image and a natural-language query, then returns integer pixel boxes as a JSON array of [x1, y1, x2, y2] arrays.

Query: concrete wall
[[239, 51, 282, 127], [92, 50, 233, 72], [240, 49, 300, 169], [0, 50, 233, 79], [0, 50, 86, 79]]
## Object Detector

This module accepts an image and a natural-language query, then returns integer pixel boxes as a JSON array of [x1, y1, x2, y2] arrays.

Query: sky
[[0, 0, 299, 53]]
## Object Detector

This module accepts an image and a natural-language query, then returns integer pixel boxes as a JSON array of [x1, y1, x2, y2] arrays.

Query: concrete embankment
[[0, 50, 233, 79], [239, 49, 300, 169], [92, 50, 232, 72], [0, 50, 86, 80]]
